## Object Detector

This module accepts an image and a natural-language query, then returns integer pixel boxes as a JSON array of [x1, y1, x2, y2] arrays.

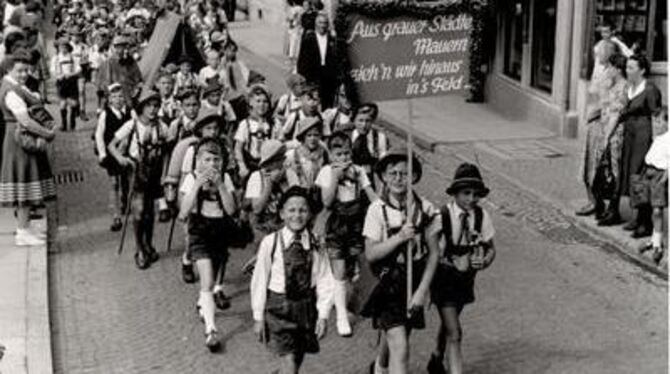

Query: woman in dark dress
[[0, 50, 56, 246], [601, 54, 662, 238]]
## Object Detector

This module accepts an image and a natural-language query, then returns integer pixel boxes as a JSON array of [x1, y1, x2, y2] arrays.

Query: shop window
[[531, 0, 557, 93], [503, 0, 528, 80]]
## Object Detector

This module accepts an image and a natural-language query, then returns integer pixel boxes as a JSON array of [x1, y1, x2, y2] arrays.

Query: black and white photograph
[[0, 1, 667, 374]]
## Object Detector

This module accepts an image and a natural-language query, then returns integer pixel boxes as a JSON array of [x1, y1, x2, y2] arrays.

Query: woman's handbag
[[593, 146, 617, 200], [15, 106, 55, 153], [630, 167, 651, 208]]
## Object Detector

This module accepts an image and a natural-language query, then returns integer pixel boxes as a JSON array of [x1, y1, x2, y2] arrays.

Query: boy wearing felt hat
[[274, 73, 305, 125], [174, 55, 198, 96], [155, 71, 179, 126], [351, 102, 388, 180], [201, 80, 237, 138], [285, 116, 329, 189], [109, 89, 169, 270], [281, 82, 327, 146], [427, 163, 496, 374], [167, 87, 201, 145]]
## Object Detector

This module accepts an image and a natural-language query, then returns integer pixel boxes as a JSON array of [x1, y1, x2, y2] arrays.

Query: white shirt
[[315, 164, 370, 203], [645, 132, 670, 170], [315, 32, 328, 66], [198, 65, 221, 87], [179, 172, 236, 218], [95, 106, 127, 157], [168, 115, 196, 142], [114, 119, 168, 159], [250, 227, 334, 321], [3, 76, 39, 125], [628, 79, 646, 100], [234, 118, 273, 159], [244, 169, 300, 200], [437, 201, 496, 256]]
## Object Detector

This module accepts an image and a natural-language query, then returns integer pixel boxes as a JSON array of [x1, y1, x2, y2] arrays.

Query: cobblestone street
[[44, 40, 668, 374]]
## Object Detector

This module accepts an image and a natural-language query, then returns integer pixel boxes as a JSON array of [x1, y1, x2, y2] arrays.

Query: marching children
[[362, 149, 440, 374], [109, 89, 168, 270], [234, 85, 276, 182], [174, 56, 198, 96], [427, 163, 496, 374], [179, 138, 237, 352], [94, 83, 132, 232], [201, 80, 237, 139], [315, 131, 378, 337], [281, 82, 325, 147], [351, 103, 388, 179], [285, 117, 329, 189], [250, 186, 333, 374], [51, 37, 80, 131]]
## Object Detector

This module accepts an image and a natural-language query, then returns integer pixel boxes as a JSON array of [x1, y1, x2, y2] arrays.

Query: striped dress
[[0, 75, 56, 206]]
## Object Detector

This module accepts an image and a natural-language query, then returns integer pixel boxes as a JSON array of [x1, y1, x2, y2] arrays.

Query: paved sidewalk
[[0, 208, 52, 374], [231, 21, 667, 277]]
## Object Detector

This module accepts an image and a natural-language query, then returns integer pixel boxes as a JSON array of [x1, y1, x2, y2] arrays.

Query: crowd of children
[[50, 1, 502, 373]]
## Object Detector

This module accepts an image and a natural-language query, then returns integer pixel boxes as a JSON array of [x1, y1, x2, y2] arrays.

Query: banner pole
[[406, 98, 414, 314]]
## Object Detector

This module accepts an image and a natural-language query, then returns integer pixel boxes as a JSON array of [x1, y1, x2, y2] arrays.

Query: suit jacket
[[297, 31, 339, 85]]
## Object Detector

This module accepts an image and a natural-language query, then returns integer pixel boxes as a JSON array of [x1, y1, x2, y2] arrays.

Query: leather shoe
[[182, 262, 197, 283], [214, 290, 231, 310], [158, 209, 171, 223], [146, 247, 160, 263], [631, 226, 652, 239], [575, 204, 596, 216], [597, 212, 621, 226], [427, 354, 447, 374], [622, 220, 638, 231], [110, 218, 123, 232], [134, 251, 151, 270]]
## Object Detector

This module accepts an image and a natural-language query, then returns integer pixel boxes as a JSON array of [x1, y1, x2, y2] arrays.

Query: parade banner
[[335, 1, 489, 103]]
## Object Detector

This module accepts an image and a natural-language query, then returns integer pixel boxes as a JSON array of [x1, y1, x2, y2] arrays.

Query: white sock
[[182, 252, 192, 266], [652, 231, 662, 248], [213, 284, 224, 293], [158, 198, 168, 211], [199, 291, 217, 333], [16, 228, 30, 235], [334, 280, 349, 321]]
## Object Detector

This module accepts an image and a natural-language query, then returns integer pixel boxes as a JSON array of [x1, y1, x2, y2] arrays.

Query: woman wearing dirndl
[[0, 50, 56, 246]]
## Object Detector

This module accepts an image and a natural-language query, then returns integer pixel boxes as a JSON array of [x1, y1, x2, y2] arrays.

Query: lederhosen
[[99, 106, 132, 176], [265, 231, 320, 355], [187, 176, 230, 266], [325, 170, 368, 265], [55, 54, 79, 99], [130, 120, 166, 198], [431, 205, 483, 307], [363, 197, 430, 331], [241, 119, 272, 173], [352, 130, 380, 181]]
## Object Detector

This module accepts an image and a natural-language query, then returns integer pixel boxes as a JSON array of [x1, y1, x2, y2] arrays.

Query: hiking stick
[[166, 215, 177, 253], [406, 98, 414, 315], [118, 165, 136, 256]]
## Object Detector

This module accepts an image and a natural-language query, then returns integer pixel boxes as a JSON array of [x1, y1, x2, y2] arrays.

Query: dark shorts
[[430, 263, 476, 308], [187, 215, 230, 263], [646, 167, 668, 208], [265, 290, 319, 356], [325, 201, 365, 260], [56, 76, 79, 99]]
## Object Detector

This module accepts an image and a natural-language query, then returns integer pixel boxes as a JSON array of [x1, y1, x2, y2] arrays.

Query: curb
[[380, 113, 668, 280]]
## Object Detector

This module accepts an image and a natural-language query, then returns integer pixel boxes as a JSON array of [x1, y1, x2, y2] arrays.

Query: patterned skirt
[[0, 123, 56, 206]]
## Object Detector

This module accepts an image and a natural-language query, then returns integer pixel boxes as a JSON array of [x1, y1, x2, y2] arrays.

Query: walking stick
[[406, 99, 414, 316], [166, 215, 177, 253], [118, 165, 136, 256]]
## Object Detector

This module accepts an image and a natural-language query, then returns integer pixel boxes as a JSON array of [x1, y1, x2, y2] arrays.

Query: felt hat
[[202, 80, 224, 98], [135, 88, 161, 110], [352, 102, 379, 121], [247, 70, 266, 87], [295, 116, 323, 140], [286, 73, 306, 90], [297, 81, 319, 97], [112, 34, 130, 46], [375, 147, 423, 184], [210, 31, 227, 43], [445, 163, 489, 197], [107, 82, 123, 93], [278, 186, 317, 213], [175, 86, 199, 101], [259, 139, 287, 168], [247, 83, 271, 102], [193, 107, 222, 133], [163, 63, 179, 75]]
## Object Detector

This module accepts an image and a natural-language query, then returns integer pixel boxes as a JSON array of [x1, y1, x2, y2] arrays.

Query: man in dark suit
[[297, 12, 339, 109]]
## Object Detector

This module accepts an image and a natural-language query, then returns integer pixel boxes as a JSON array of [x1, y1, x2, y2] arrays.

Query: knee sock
[[334, 280, 349, 320], [60, 108, 67, 129], [199, 291, 216, 333], [652, 231, 663, 248], [213, 284, 224, 293]]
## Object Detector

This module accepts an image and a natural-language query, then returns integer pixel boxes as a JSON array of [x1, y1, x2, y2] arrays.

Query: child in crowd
[[220, 39, 250, 119], [155, 71, 179, 126], [315, 131, 377, 336], [427, 163, 496, 374], [69, 26, 90, 121], [281, 82, 325, 147], [351, 103, 388, 180], [234, 85, 276, 182], [362, 149, 440, 374], [285, 117, 329, 189], [250, 186, 333, 374], [198, 48, 222, 87], [201, 80, 237, 139], [639, 114, 668, 265], [174, 56, 198, 96], [168, 88, 201, 145], [94, 83, 132, 232], [179, 138, 237, 352], [51, 37, 80, 131], [89, 36, 109, 115], [109, 89, 168, 270], [274, 73, 305, 125], [322, 84, 353, 135]]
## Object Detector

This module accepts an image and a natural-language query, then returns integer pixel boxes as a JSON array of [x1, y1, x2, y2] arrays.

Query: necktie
[[458, 211, 470, 245], [228, 64, 237, 91]]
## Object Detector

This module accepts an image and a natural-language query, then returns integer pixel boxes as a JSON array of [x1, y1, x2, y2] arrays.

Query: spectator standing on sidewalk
[[0, 50, 56, 246], [297, 12, 339, 109]]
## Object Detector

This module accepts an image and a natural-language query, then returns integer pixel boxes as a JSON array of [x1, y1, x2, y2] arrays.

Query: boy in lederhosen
[[427, 163, 496, 374], [109, 89, 168, 270], [51, 37, 80, 131], [281, 82, 327, 149], [167, 87, 201, 146], [351, 103, 389, 183], [361, 149, 440, 374], [94, 82, 132, 232], [315, 131, 377, 337], [179, 138, 237, 352], [250, 186, 333, 374]]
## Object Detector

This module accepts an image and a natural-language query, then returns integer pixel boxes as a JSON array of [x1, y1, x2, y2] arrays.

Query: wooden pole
[[406, 98, 414, 314]]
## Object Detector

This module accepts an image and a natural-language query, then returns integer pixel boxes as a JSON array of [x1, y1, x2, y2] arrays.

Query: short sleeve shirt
[[234, 118, 272, 160], [315, 164, 370, 203], [179, 172, 235, 218], [114, 119, 168, 159]]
